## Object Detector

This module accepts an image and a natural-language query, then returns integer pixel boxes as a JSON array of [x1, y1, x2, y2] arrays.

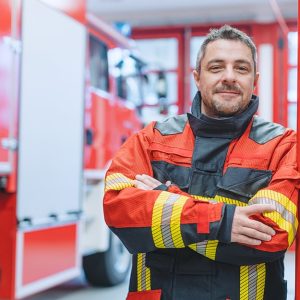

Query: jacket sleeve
[[168, 133, 299, 266], [103, 123, 235, 254]]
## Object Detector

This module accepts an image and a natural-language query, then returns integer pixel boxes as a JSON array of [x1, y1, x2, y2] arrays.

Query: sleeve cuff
[[216, 204, 236, 244]]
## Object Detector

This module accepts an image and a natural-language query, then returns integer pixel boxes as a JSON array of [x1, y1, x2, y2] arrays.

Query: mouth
[[216, 91, 241, 97], [216, 91, 240, 95]]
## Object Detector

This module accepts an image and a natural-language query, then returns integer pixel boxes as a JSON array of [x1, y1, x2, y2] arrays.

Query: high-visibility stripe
[[250, 190, 298, 246], [105, 173, 134, 191], [188, 240, 218, 260], [240, 264, 266, 300], [170, 196, 186, 248], [137, 253, 151, 291], [152, 192, 169, 248], [248, 265, 257, 299], [192, 195, 211, 201], [192, 194, 247, 207], [152, 192, 187, 248], [240, 266, 249, 300], [161, 194, 178, 247], [254, 190, 297, 215], [215, 195, 247, 207], [205, 240, 218, 260], [264, 211, 295, 245], [137, 253, 143, 291], [256, 264, 266, 300]]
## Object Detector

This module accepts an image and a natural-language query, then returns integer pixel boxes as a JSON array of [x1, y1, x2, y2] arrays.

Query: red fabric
[[197, 202, 209, 233], [126, 290, 162, 300]]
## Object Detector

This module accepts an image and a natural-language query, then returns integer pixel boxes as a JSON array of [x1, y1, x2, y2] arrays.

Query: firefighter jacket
[[104, 92, 299, 300]]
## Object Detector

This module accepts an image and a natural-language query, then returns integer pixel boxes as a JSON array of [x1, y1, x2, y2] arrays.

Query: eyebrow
[[206, 59, 252, 67]]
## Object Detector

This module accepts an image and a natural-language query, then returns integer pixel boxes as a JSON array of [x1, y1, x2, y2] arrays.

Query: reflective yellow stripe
[[136, 253, 151, 291], [137, 253, 143, 291], [240, 266, 249, 300], [205, 240, 218, 260], [256, 264, 266, 300], [215, 195, 247, 207], [192, 195, 211, 201], [192, 194, 247, 207], [240, 264, 266, 300], [189, 243, 197, 251], [255, 190, 297, 215], [152, 192, 169, 248], [170, 196, 187, 248], [264, 211, 295, 246], [105, 173, 134, 191], [251, 189, 298, 246]]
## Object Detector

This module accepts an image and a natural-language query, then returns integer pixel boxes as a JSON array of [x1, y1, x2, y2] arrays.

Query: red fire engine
[[0, 0, 148, 298]]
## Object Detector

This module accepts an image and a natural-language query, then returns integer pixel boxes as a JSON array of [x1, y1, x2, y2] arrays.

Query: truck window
[[89, 35, 109, 92], [116, 55, 144, 107]]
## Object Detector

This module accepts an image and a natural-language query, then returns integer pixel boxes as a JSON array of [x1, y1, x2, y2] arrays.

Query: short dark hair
[[195, 25, 257, 73]]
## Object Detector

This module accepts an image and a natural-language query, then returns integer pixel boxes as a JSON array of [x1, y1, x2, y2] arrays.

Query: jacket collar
[[187, 91, 259, 138]]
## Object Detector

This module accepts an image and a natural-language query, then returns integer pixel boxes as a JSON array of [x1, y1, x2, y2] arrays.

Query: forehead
[[202, 39, 253, 65]]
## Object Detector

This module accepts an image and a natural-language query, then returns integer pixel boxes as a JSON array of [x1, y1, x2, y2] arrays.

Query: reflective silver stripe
[[161, 194, 180, 247], [195, 240, 208, 255], [250, 197, 297, 236], [248, 265, 257, 300]]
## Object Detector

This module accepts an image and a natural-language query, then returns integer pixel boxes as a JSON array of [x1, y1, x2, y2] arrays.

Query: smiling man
[[103, 25, 299, 300]]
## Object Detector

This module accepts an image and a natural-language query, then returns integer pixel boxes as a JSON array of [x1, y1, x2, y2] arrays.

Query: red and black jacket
[[104, 92, 299, 300]]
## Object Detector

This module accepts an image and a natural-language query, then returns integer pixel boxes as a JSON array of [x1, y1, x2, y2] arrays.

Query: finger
[[231, 234, 262, 246], [165, 181, 171, 186], [135, 175, 155, 188], [141, 174, 162, 185], [246, 219, 276, 236], [132, 180, 151, 190], [244, 204, 276, 215], [136, 174, 162, 188], [239, 227, 272, 242], [135, 174, 162, 187]]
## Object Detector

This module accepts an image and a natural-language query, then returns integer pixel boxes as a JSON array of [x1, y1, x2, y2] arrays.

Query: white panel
[[17, 0, 86, 222], [258, 44, 273, 122]]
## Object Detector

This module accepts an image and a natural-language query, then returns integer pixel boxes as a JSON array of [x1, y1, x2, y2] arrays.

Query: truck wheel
[[83, 232, 131, 287]]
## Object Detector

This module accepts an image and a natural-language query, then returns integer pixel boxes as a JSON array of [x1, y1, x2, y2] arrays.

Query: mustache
[[214, 84, 241, 94]]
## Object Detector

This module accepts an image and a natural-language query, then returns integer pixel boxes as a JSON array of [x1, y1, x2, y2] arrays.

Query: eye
[[209, 65, 223, 72], [236, 66, 249, 73]]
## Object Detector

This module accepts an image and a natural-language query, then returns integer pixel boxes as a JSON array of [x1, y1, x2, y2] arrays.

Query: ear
[[253, 72, 259, 89], [193, 69, 201, 89]]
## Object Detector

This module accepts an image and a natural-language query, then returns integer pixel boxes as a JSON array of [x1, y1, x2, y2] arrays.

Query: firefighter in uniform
[[103, 25, 299, 300]]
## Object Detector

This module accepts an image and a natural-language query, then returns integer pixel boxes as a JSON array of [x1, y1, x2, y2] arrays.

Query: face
[[193, 39, 259, 118]]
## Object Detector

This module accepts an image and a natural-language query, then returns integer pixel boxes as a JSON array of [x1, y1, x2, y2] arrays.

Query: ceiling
[[87, 0, 297, 28]]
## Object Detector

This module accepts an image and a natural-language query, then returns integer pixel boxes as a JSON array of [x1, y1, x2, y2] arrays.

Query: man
[[103, 25, 299, 300]]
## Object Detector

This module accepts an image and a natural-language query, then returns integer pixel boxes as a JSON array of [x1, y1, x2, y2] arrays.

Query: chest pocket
[[216, 167, 272, 203], [150, 145, 192, 191]]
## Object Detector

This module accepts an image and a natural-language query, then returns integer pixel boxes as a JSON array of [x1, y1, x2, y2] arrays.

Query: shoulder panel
[[249, 116, 285, 144], [154, 114, 188, 135]]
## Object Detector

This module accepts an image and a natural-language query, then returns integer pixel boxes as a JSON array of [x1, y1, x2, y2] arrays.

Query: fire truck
[[0, 0, 149, 298]]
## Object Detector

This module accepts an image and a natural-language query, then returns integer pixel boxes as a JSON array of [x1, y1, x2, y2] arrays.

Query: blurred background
[[0, 0, 298, 299]]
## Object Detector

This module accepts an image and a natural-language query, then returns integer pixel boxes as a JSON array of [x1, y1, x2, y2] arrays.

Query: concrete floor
[[24, 252, 296, 300]]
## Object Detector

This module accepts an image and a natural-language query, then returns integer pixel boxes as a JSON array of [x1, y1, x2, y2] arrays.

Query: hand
[[133, 174, 171, 190], [231, 204, 276, 246]]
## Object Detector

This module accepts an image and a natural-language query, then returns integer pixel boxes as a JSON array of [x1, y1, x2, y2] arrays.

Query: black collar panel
[[187, 92, 259, 139]]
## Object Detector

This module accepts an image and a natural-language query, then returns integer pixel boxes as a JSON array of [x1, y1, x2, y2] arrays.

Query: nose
[[221, 66, 237, 83]]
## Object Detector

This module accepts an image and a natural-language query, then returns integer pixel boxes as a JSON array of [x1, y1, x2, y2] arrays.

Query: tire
[[83, 232, 131, 287]]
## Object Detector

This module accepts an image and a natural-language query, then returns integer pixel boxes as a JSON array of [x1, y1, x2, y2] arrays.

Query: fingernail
[[271, 230, 276, 236]]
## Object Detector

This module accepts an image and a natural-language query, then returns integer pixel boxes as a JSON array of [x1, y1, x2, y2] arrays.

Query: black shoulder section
[[154, 114, 188, 135], [249, 116, 285, 144]]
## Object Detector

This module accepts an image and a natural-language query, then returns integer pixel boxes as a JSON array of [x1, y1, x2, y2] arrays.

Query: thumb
[[244, 204, 276, 216]]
